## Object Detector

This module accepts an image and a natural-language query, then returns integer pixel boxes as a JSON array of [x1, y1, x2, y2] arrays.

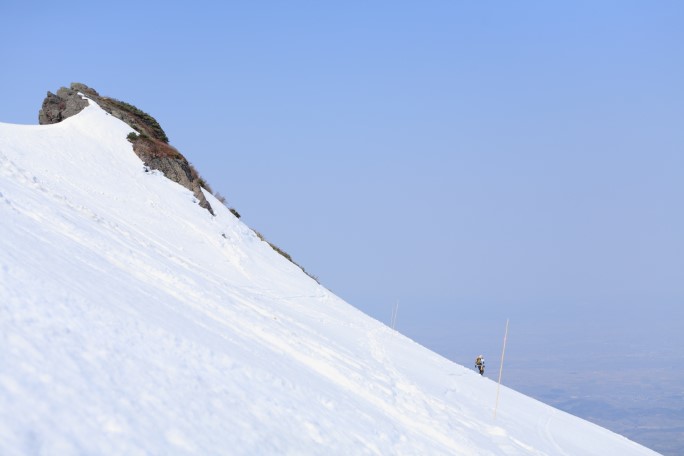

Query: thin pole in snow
[[391, 300, 399, 330], [390, 302, 394, 329], [494, 318, 509, 420]]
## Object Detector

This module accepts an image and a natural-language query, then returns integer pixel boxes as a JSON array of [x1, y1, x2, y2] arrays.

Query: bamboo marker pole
[[494, 318, 509, 419], [390, 302, 395, 329], [391, 300, 399, 330]]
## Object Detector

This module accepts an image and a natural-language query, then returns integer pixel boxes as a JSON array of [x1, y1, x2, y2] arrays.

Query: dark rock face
[[146, 157, 212, 212], [127, 132, 213, 214], [38, 83, 213, 215], [38, 87, 90, 124]]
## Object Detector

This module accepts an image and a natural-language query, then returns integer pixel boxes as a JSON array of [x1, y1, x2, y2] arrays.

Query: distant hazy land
[[414, 312, 683, 456], [508, 360, 684, 455], [505, 320, 684, 456]]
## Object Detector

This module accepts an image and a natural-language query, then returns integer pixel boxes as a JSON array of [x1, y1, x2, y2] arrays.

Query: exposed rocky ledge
[[37, 83, 319, 282], [39, 87, 90, 124], [39, 83, 213, 215]]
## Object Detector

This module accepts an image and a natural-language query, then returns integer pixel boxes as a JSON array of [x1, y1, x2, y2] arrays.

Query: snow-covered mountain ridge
[[0, 95, 659, 454]]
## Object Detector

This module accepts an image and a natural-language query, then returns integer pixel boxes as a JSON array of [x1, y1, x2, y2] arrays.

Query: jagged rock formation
[[36, 83, 319, 281], [38, 83, 213, 215], [38, 88, 90, 124]]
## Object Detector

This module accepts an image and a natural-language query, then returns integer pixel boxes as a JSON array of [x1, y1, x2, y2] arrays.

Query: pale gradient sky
[[2, 2, 683, 450]]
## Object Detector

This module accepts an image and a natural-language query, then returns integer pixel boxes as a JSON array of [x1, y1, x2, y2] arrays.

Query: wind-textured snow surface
[[0, 99, 659, 455]]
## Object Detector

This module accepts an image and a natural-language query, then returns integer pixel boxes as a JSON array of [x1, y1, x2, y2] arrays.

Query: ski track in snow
[[540, 412, 571, 456], [0, 100, 661, 455]]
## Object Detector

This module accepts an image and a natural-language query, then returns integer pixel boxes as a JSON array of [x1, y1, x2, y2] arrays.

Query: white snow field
[[0, 98, 659, 455]]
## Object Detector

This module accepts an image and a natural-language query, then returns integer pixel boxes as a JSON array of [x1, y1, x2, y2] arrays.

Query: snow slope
[[0, 98, 659, 455]]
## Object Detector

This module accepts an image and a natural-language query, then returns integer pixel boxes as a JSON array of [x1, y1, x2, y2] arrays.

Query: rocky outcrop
[[39, 87, 90, 124], [37, 83, 321, 282], [38, 83, 213, 214], [132, 136, 213, 213]]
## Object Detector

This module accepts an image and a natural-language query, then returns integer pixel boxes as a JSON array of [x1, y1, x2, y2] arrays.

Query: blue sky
[[2, 1, 683, 448]]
